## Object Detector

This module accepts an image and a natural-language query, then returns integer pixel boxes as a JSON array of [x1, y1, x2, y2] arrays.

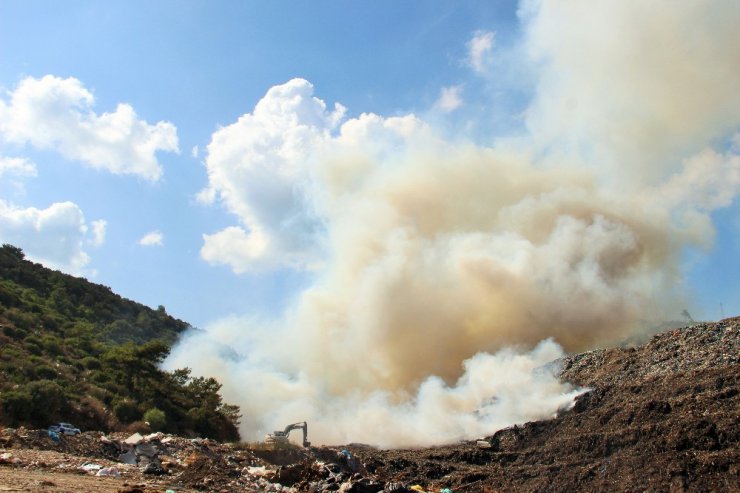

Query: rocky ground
[[0, 319, 737, 492]]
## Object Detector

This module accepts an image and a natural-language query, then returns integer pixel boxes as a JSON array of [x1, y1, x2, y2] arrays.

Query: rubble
[[96, 466, 121, 477]]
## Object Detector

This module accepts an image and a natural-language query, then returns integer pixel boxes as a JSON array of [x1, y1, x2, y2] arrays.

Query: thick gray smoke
[[166, 0, 740, 446]]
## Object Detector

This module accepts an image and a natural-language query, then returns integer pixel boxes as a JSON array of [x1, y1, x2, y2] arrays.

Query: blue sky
[[1, 0, 738, 331]]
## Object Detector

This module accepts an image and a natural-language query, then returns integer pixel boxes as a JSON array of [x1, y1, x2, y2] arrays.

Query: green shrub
[[35, 365, 58, 379], [2, 325, 25, 339], [113, 399, 140, 423], [82, 356, 101, 370], [0, 389, 32, 425], [18, 380, 69, 426], [42, 337, 62, 356], [143, 407, 166, 431], [6, 308, 36, 330], [90, 370, 110, 384]]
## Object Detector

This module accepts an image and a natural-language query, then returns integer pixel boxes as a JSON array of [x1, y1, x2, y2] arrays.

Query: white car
[[48, 422, 81, 435]]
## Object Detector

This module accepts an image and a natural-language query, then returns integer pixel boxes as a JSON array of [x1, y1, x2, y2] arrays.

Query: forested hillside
[[0, 244, 240, 441]]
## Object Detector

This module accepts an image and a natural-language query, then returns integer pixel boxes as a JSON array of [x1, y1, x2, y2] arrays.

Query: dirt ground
[[0, 447, 199, 492], [0, 468, 163, 493], [0, 318, 737, 492]]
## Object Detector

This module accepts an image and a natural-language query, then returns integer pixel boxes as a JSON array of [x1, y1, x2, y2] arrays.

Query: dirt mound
[[349, 318, 739, 492]]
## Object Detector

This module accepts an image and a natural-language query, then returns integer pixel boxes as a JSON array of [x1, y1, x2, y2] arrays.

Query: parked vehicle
[[48, 422, 81, 435]]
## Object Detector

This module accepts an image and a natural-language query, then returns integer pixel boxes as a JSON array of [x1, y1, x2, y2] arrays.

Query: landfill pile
[[0, 428, 273, 491], [347, 318, 739, 492], [0, 318, 737, 492]]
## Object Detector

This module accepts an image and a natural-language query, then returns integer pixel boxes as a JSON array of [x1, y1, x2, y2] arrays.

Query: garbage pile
[[0, 426, 421, 492], [560, 318, 739, 388], [0, 427, 121, 459]]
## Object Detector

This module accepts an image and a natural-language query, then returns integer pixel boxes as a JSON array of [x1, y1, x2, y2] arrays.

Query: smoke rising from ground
[[166, 1, 740, 446]]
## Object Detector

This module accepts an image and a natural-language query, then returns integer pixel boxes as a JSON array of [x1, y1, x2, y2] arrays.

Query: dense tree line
[[0, 244, 240, 441]]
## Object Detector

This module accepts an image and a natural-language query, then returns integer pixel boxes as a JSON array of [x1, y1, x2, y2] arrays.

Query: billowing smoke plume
[[167, 0, 740, 446]]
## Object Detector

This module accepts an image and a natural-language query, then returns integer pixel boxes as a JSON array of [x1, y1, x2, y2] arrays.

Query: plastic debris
[[96, 466, 121, 477], [410, 485, 425, 492], [134, 442, 158, 458], [124, 432, 144, 445], [247, 465, 270, 477], [79, 463, 103, 473], [119, 450, 137, 465]]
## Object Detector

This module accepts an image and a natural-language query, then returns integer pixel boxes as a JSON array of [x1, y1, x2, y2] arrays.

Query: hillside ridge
[[0, 244, 240, 441]]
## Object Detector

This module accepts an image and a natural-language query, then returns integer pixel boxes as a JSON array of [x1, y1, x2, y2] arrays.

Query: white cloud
[[199, 78, 347, 271], [201, 226, 267, 272], [467, 30, 495, 73], [191, 145, 199, 158], [89, 219, 107, 247], [0, 156, 37, 195], [434, 85, 463, 112], [0, 75, 179, 181], [139, 230, 164, 247], [0, 156, 37, 178], [199, 79, 429, 273], [0, 200, 102, 273]]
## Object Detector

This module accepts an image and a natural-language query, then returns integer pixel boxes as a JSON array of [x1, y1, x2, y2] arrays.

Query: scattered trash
[[476, 440, 492, 449], [124, 432, 144, 446], [143, 462, 165, 475], [385, 482, 409, 493], [47, 430, 60, 443], [410, 485, 425, 492], [96, 466, 121, 477], [247, 465, 270, 476], [441, 488, 453, 493], [79, 463, 103, 473], [119, 450, 137, 465], [134, 442, 158, 458]]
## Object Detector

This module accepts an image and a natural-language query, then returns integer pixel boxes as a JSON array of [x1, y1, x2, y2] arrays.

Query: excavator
[[265, 421, 311, 448]]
